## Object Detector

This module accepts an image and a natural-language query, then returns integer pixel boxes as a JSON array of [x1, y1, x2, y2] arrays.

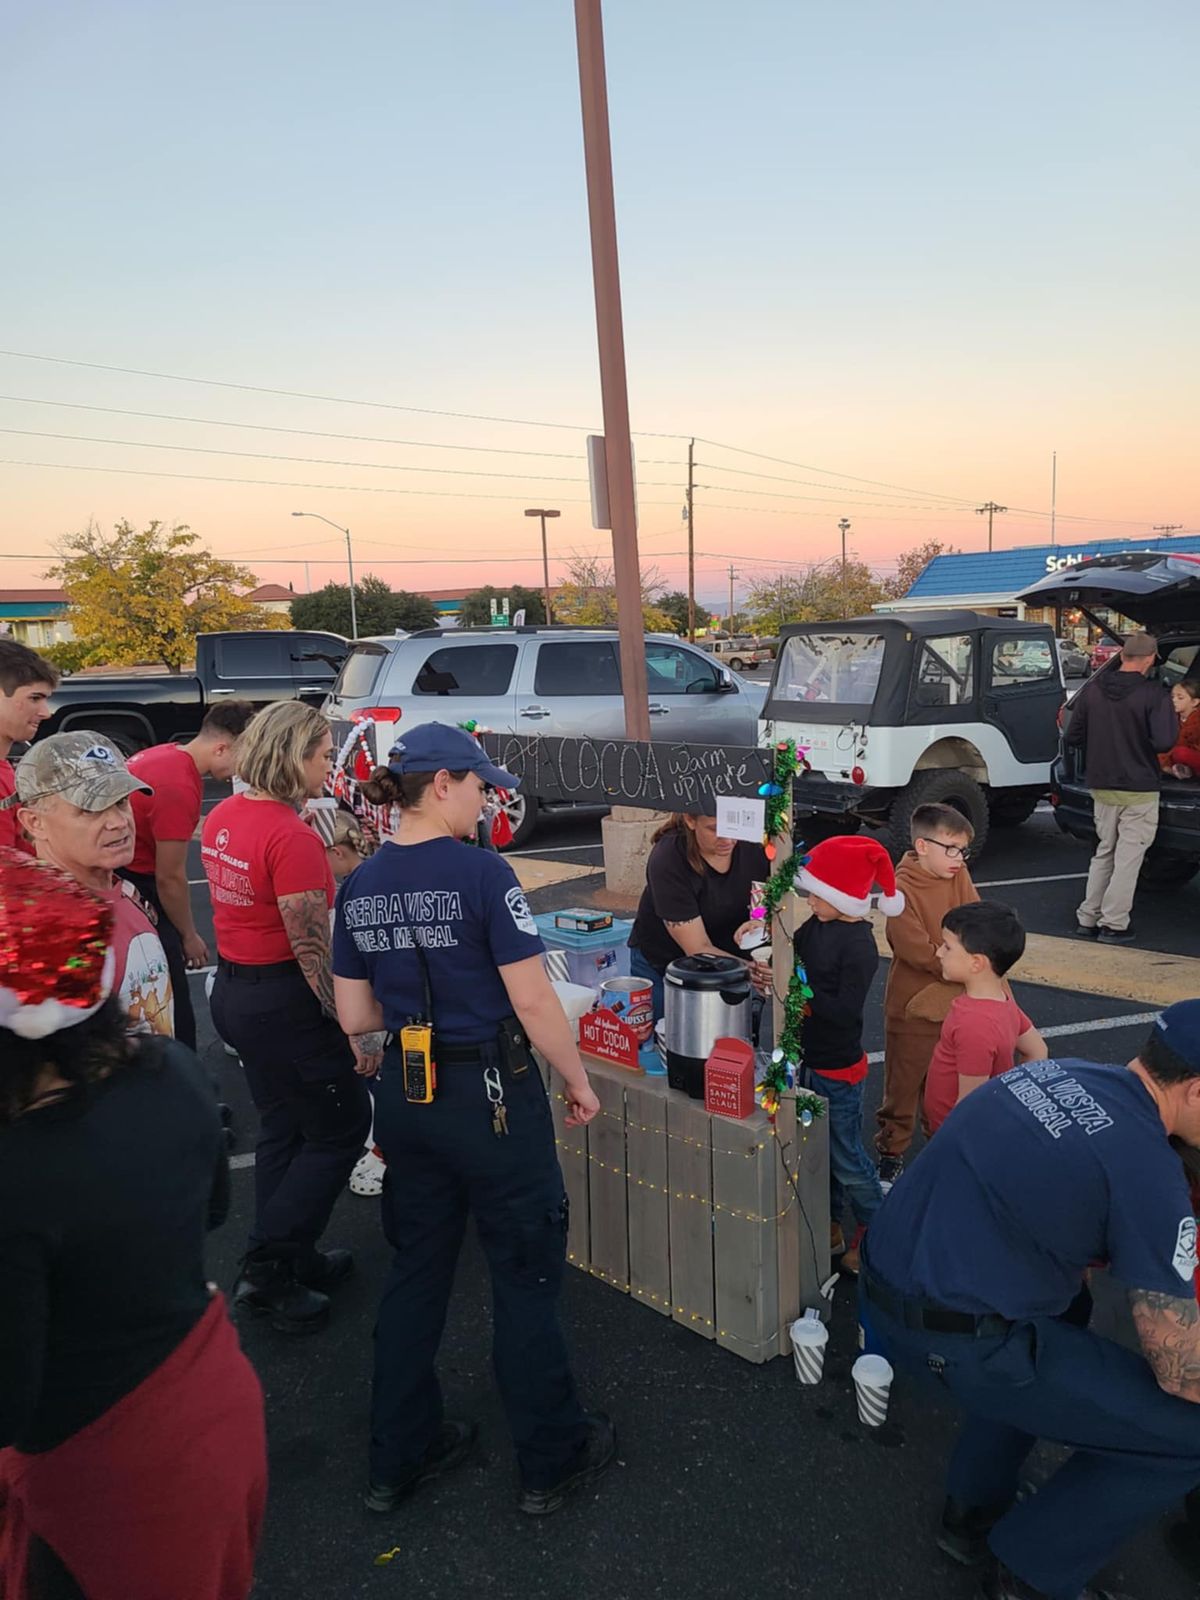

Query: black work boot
[[364, 1420, 480, 1513], [232, 1251, 330, 1334], [979, 1559, 1136, 1599], [518, 1414, 617, 1516], [938, 1495, 1010, 1565], [294, 1247, 354, 1291]]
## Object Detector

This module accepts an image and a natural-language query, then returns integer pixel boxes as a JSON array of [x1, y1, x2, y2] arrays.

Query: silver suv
[[323, 626, 767, 845]]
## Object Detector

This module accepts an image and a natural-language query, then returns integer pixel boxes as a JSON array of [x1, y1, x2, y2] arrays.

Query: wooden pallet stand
[[541, 1052, 829, 1363]]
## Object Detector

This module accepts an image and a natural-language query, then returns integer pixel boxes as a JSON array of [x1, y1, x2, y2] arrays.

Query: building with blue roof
[[875, 533, 1200, 624]]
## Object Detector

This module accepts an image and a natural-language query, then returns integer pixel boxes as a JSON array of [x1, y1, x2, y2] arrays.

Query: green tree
[[554, 554, 668, 631], [745, 559, 886, 631], [290, 575, 436, 636], [457, 585, 547, 627], [39, 639, 93, 675], [657, 590, 713, 636], [48, 519, 282, 672], [880, 539, 959, 600]]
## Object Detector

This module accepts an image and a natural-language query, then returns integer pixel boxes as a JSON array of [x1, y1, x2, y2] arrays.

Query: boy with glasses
[[875, 802, 979, 1185]]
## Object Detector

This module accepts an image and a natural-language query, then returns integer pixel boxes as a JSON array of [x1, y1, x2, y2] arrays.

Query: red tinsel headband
[[0, 849, 115, 1039]]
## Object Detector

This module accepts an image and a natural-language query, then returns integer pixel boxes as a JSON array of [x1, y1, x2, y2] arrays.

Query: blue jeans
[[629, 948, 666, 1024], [801, 1066, 884, 1231], [371, 1038, 589, 1489], [861, 1274, 1200, 1600]]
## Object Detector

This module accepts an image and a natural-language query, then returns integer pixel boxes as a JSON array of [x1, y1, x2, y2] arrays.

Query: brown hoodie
[[883, 849, 980, 1028]]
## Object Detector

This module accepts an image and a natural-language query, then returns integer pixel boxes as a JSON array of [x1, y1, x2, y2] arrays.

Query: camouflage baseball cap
[[15, 731, 152, 812]]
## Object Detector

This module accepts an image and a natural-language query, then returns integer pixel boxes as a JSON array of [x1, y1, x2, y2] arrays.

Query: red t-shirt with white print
[[201, 794, 333, 965], [0, 759, 33, 853]]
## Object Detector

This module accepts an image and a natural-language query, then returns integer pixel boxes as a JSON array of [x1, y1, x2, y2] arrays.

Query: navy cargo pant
[[370, 1038, 589, 1489], [864, 1280, 1200, 1599]]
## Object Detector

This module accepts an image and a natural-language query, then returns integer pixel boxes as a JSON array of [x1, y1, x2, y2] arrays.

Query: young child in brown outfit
[[875, 802, 979, 1185]]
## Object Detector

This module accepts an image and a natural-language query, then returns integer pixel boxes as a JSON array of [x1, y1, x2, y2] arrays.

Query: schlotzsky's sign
[[478, 734, 772, 815]]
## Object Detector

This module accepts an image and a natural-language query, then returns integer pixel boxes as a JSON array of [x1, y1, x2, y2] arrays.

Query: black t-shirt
[[0, 1040, 227, 1453], [630, 832, 769, 973], [794, 916, 879, 1072]]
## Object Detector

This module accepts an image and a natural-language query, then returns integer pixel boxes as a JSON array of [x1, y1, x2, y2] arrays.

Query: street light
[[291, 512, 357, 639], [524, 508, 560, 625], [837, 518, 852, 615]]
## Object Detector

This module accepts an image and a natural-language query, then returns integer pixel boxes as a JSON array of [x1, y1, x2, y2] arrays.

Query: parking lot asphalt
[[182, 792, 1200, 1600]]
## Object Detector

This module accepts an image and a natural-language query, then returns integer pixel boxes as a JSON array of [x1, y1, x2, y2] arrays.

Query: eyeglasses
[[919, 836, 971, 862]]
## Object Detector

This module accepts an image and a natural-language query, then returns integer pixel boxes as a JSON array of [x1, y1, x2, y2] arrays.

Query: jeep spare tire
[[884, 770, 989, 860]]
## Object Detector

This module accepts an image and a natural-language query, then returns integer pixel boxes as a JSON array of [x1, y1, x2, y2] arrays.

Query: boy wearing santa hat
[[794, 835, 906, 1275]]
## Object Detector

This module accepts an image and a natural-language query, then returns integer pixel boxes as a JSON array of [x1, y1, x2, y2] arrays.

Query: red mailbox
[[704, 1036, 756, 1120]]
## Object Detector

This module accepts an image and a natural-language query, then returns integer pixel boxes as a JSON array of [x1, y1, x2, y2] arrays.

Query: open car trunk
[[1018, 551, 1200, 634]]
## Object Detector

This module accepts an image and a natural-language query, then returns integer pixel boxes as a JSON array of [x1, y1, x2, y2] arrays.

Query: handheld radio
[[400, 1023, 436, 1104]]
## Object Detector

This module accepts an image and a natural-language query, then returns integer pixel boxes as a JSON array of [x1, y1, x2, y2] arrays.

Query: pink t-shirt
[[924, 993, 1033, 1134]]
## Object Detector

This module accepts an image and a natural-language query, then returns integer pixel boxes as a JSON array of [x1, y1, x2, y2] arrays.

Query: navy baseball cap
[[1155, 1001, 1200, 1073], [386, 722, 518, 789]]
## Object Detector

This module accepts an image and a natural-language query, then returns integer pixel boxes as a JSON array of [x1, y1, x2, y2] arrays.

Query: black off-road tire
[[987, 794, 1040, 828], [1138, 847, 1200, 889], [884, 770, 989, 860]]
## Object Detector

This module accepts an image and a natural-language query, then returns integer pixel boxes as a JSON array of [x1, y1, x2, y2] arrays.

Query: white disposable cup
[[852, 1353, 894, 1426], [304, 796, 339, 846], [790, 1313, 829, 1385]]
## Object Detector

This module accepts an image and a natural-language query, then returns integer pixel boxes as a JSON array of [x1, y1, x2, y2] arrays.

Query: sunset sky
[[2, 0, 1196, 612]]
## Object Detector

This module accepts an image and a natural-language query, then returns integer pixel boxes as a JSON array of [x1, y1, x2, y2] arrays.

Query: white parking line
[[509, 844, 604, 858], [974, 872, 1088, 888], [863, 1009, 1158, 1063], [224, 1008, 1161, 1175]]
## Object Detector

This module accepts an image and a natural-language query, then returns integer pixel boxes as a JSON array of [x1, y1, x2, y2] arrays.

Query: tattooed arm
[[278, 889, 337, 1016], [1128, 1287, 1200, 1402]]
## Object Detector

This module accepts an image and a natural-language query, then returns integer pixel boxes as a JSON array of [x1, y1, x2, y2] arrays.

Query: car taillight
[[851, 765, 865, 786], [352, 706, 402, 723], [1056, 704, 1065, 730], [1049, 792, 1060, 807]]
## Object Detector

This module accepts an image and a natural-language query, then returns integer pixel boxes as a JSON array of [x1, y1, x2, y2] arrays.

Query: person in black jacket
[[1067, 632, 1178, 943], [789, 836, 906, 1274]]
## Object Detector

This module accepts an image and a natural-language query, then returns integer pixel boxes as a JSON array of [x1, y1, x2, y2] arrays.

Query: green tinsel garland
[[753, 739, 825, 1123]]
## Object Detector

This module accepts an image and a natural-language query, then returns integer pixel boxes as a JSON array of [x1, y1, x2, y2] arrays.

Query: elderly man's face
[[20, 793, 136, 880]]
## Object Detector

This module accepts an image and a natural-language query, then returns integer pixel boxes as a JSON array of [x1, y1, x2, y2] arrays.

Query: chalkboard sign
[[478, 734, 772, 815]]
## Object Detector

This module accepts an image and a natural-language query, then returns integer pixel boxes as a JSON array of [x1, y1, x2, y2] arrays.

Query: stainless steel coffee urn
[[664, 954, 753, 1098]]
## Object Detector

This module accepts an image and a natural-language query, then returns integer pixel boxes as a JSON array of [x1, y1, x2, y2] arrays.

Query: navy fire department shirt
[[865, 1059, 1198, 1319], [332, 838, 545, 1044]]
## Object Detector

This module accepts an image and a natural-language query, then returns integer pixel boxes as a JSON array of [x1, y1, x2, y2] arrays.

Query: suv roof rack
[[407, 624, 618, 639]]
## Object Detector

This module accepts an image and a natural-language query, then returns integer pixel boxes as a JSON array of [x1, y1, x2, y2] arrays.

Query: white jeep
[[759, 611, 1065, 857]]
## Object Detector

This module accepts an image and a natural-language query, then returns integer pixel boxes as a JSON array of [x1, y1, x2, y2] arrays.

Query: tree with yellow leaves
[[48, 520, 285, 671], [553, 553, 674, 632]]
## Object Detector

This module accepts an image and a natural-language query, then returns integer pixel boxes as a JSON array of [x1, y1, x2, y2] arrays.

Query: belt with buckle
[[862, 1272, 1012, 1339]]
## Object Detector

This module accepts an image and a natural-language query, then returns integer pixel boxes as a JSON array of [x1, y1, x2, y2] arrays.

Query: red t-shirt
[[924, 993, 1034, 1134], [127, 744, 203, 876], [201, 794, 333, 965], [0, 758, 33, 854]]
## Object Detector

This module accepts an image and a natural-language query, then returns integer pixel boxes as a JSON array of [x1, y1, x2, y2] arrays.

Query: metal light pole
[[524, 508, 560, 624], [291, 512, 357, 638], [838, 518, 852, 615], [574, 0, 649, 740]]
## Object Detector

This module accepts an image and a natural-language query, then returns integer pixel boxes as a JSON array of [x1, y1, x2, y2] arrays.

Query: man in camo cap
[[16, 732, 175, 1036]]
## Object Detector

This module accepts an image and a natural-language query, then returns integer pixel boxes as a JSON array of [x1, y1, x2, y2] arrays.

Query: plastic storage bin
[[534, 913, 633, 998]]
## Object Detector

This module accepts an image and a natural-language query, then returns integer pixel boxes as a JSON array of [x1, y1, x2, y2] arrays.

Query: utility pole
[[685, 438, 696, 641], [1153, 524, 1183, 540], [975, 501, 1008, 553], [574, 0, 649, 740], [728, 564, 737, 630], [524, 507, 560, 624], [1050, 452, 1057, 546], [838, 518, 852, 615], [303, 561, 311, 594]]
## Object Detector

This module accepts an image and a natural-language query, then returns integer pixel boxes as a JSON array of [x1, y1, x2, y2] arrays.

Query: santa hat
[[0, 849, 116, 1039], [795, 835, 905, 919]]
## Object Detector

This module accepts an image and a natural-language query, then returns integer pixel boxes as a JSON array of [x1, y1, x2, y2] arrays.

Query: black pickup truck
[[38, 630, 349, 754]]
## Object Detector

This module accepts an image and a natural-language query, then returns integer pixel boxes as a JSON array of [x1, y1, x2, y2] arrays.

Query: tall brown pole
[[574, 0, 649, 740], [686, 437, 696, 642]]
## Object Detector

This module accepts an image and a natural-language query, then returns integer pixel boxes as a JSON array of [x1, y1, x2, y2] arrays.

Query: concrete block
[[601, 807, 669, 899]]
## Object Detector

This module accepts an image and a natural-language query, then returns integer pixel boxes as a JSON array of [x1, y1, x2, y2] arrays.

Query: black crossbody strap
[[393, 890, 437, 1028]]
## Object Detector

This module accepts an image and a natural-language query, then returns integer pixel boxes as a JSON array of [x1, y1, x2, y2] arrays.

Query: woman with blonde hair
[[201, 702, 374, 1334]]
